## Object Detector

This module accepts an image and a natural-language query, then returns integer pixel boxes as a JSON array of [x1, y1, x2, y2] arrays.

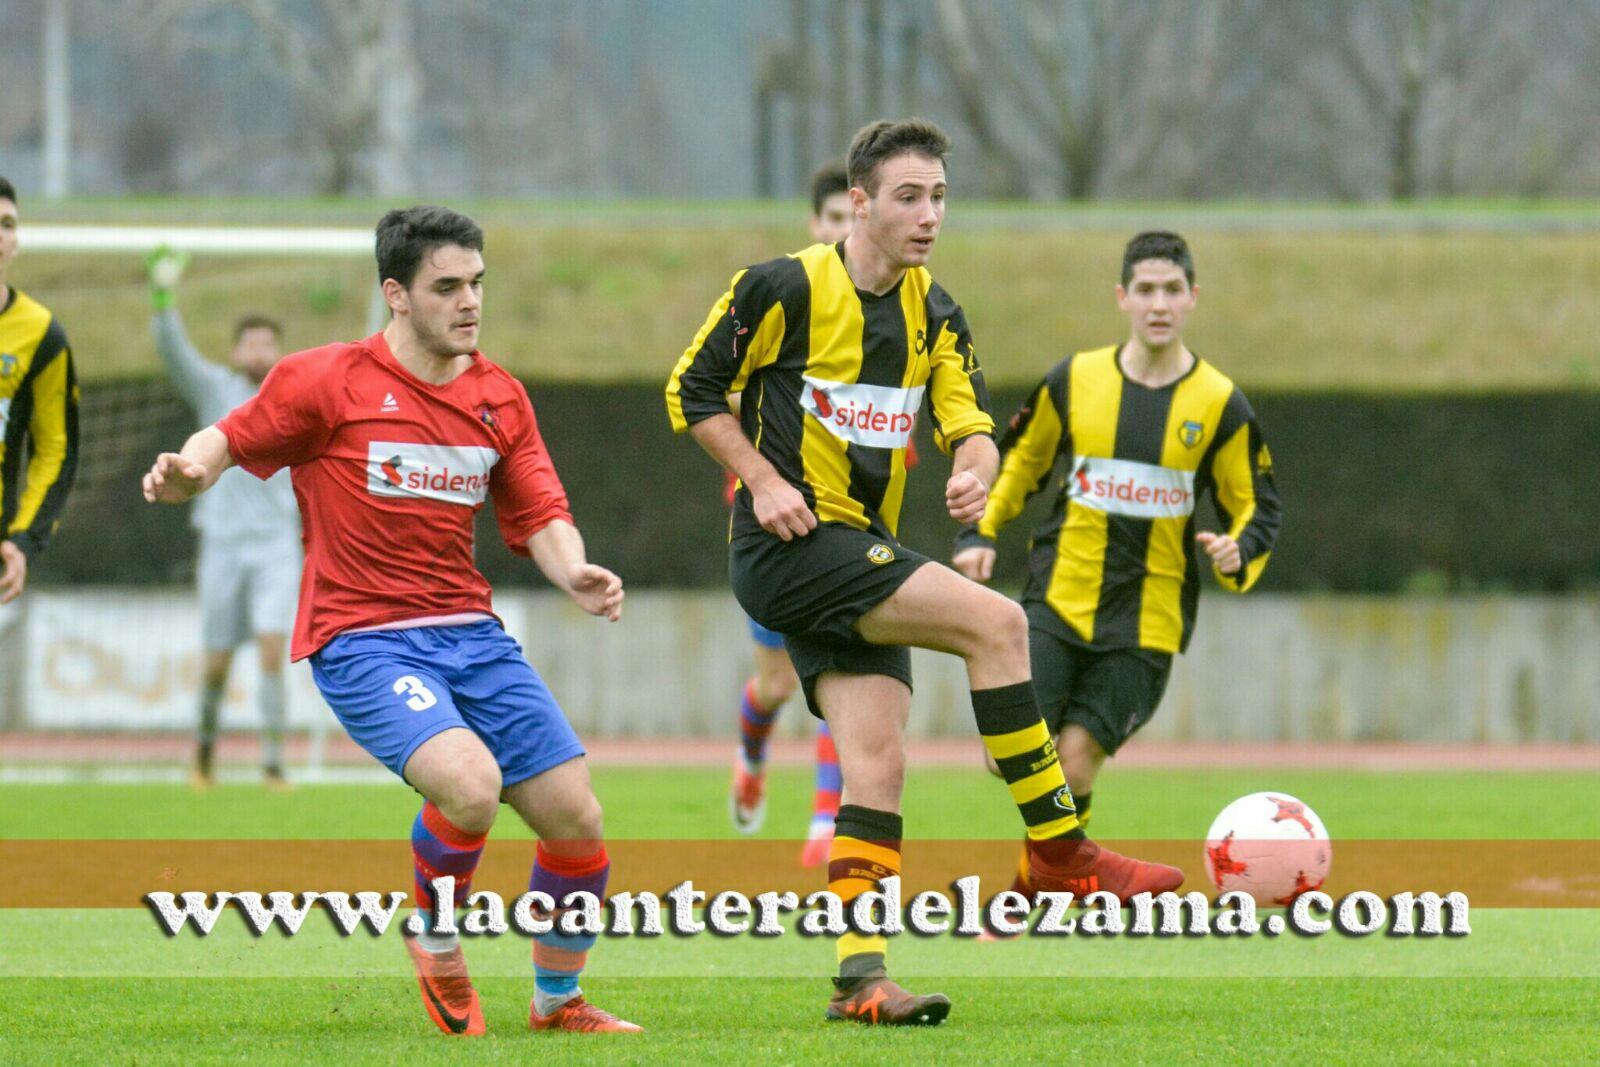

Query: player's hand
[[946, 470, 988, 525], [1196, 531, 1242, 575], [751, 475, 816, 541], [567, 563, 624, 621], [0, 540, 27, 605], [146, 244, 189, 291], [142, 452, 208, 504], [952, 545, 996, 583]]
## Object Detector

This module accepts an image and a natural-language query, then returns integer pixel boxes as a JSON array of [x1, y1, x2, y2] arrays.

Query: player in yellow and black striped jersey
[[0, 177, 80, 604], [668, 121, 1184, 1024], [955, 232, 1280, 898]]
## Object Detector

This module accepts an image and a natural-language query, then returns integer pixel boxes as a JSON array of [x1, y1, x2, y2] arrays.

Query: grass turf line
[[4, 768, 1598, 840], [3, 978, 1595, 1064]]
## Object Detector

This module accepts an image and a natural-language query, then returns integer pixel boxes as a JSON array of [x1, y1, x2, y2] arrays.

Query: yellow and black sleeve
[[666, 263, 787, 433], [922, 286, 994, 454], [1207, 387, 1280, 592], [3, 320, 80, 559]]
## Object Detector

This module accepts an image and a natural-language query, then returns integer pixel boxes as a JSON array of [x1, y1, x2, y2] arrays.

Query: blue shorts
[[310, 620, 584, 787], [747, 614, 786, 650]]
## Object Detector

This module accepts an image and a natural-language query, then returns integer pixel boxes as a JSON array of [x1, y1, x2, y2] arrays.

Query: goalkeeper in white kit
[[148, 247, 301, 788]]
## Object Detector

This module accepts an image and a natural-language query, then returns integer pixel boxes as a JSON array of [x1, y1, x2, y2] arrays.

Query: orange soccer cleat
[[529, 995, 643, 1033], [825, 977, 951, 1026], [1027, 838, 1185, 903], [404, 938, 485, 1036], [729, 763, 767, 834]]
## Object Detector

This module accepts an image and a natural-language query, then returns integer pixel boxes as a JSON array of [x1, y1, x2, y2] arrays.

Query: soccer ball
[[1203, 792, 1331, 906]]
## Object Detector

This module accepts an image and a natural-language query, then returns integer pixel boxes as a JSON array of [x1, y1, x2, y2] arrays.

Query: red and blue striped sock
[[529, 842, 609, 1012], [811, 722, 842, 834], [738, 680, 780, 770], [410, 801, 487, 944]]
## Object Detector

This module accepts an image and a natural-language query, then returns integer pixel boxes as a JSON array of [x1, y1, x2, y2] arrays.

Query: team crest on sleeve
[[0, 353, 16, 378], [1178, 419, 1205, 449], [866, 543, 895, 565]]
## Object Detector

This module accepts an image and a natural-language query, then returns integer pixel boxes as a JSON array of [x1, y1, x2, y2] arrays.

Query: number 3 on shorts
[[392, 675, 438, 711]]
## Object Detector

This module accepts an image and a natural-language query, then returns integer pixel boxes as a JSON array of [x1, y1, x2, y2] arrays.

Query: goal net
[[1, 224, 381, 782]]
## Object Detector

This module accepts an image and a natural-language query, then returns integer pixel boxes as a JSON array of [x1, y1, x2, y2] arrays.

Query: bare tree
[[136, 0, 421, 195], [933, 0, 1027, 196]]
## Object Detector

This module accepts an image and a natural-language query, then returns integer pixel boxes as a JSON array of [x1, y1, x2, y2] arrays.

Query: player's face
[[855, 153, 946, 269], [1117, 259, 1197, 350], [0, 198, 18, 281], [231, 327, 282, 383], [810, 191, 853, 244], [401, 244, 485, 357]]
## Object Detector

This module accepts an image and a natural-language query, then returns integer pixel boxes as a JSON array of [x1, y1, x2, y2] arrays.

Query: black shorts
[[1028, 620, 1173, 756], [730, 523, 930, 717]]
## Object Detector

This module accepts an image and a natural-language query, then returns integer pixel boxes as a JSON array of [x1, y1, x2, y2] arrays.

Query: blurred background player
[[0, 176, 79, 607], [954, 231, 1281, 908], [728, 160, 851, 867], [147, 246, 299, 789], [143, 205, 638, 1036]]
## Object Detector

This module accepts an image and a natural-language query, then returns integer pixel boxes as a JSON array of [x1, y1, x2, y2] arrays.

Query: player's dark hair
[[1121, 231, 1195, 287], [233, 314, 282, 341], [375, 205, 484, 288], [810, 160, 849, 216], [846, 119, 951, 196], [0, 176, 16, 206]]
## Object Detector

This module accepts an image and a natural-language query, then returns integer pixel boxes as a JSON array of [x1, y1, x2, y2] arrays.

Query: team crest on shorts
[[866, 543, 895, 565], [1178, 419, 1205, 449]]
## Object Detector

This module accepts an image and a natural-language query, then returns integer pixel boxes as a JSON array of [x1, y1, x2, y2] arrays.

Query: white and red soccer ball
[[1204, 792, 1331, 906]]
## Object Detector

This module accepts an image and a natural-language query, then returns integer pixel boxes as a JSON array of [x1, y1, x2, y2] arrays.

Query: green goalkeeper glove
[[146, 244, 190, 311]]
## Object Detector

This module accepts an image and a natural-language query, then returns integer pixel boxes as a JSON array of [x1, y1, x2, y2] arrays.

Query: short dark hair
[[846, 118, 951, 196], [810, 160, 849, 216], [0, 176, 16, 206], [233, 314, 282, 341], [375, 205, 484, 288], [1121, 231, 1195, 287]]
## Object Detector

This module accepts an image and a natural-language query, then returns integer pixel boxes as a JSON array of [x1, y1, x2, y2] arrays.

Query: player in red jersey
[[142, 206, 639, 1037]]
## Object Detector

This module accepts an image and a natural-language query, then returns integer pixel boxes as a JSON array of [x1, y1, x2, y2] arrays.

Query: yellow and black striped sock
[[972, 682, 1085, 842], [828, 805, 902, 980], [1011, 792, 1091, 894]]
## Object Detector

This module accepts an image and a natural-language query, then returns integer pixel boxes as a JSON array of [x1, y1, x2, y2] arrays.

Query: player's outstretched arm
[[689, 413, 815, 541], [527, 519, 624, 622], [142, 425, 234, 504]]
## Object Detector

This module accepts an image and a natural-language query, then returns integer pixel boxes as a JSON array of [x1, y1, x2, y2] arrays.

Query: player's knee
[[759, 663, 799, 704], [442, 766, 502, 833], [969, 596, 1027, 658], [546, 791, 604, 843]]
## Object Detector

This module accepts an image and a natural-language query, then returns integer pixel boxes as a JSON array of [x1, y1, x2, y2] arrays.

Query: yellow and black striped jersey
[[959, 344, 1280, 654], [667, 242, 993, 538], [0, 287, 79, 559]]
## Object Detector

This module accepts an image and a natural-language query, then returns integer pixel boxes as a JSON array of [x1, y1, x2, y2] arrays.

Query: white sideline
[[20, 225, 373, 255]]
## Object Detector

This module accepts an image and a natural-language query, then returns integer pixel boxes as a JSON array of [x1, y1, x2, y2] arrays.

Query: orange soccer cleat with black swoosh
[[404, 939, 485, 1037]]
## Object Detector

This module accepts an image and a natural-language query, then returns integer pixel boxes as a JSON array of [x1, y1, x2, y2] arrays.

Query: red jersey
[[217, 332, 572, 660]]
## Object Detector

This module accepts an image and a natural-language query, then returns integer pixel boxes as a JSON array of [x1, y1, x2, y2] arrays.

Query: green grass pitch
[[3, 767, 1596, 1063]]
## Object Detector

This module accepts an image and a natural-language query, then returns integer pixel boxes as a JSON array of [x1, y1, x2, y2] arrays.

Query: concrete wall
[[7, 591, 1596, 743]]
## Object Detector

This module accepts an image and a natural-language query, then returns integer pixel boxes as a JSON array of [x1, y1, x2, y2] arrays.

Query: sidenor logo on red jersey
[[366, 441, 500, 506]]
